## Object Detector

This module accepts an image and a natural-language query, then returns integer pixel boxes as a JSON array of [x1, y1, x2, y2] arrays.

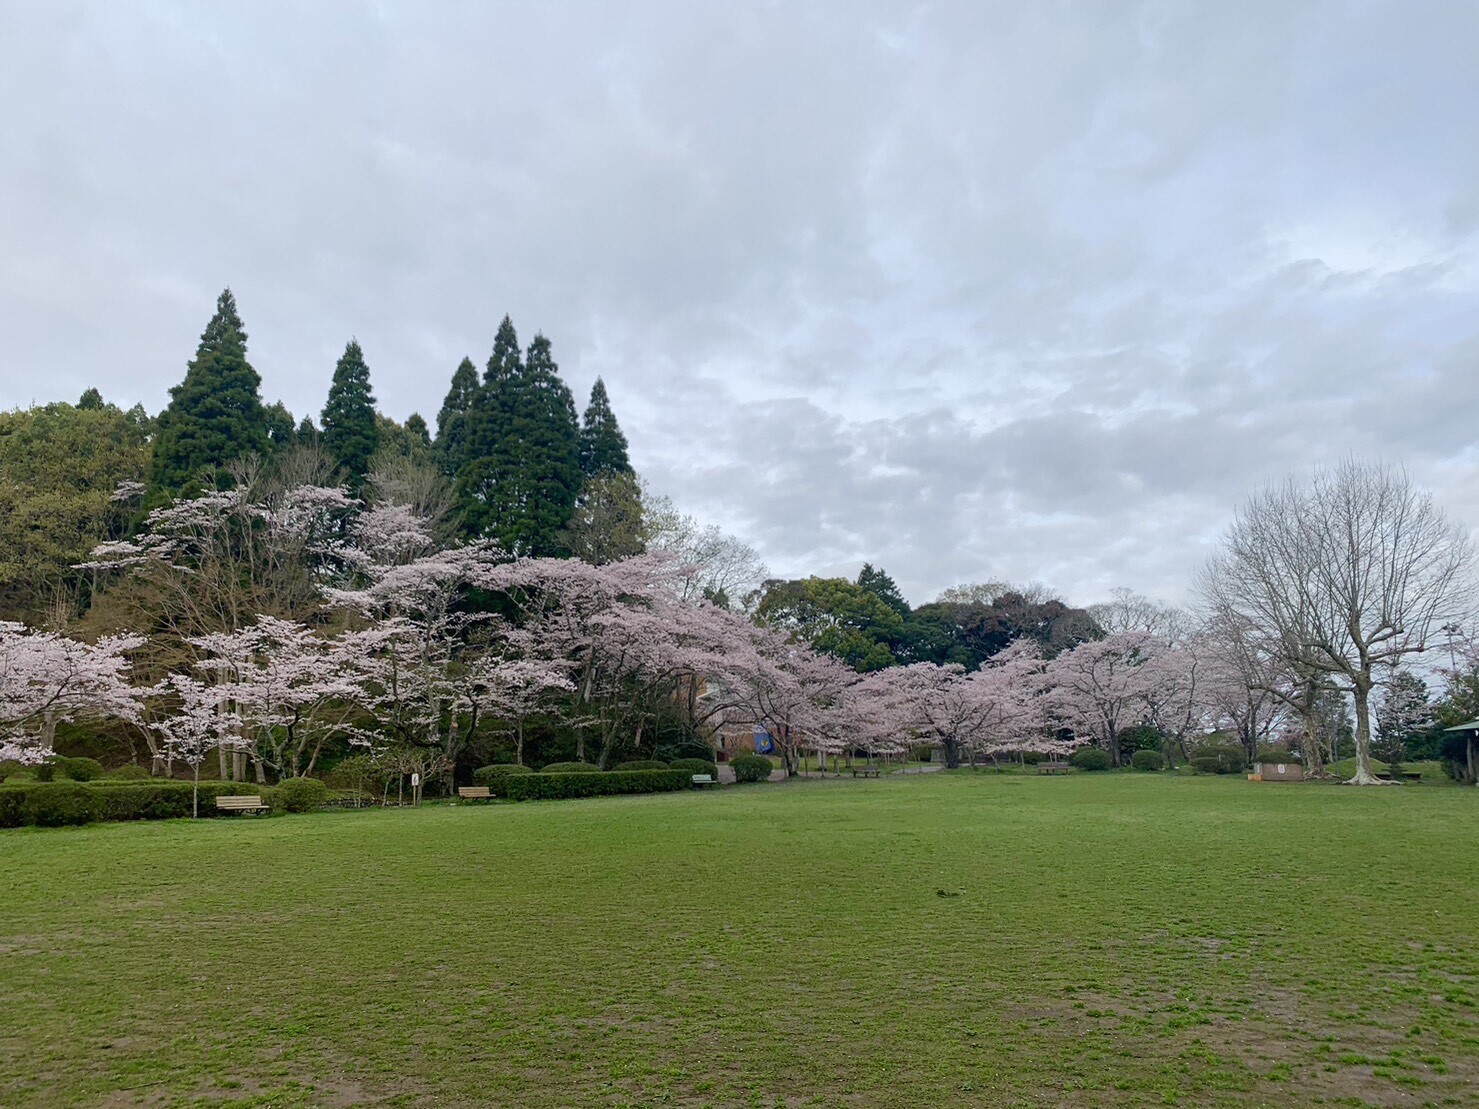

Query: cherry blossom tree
[[1045, 632, 1166, 766], [191, 616, 367, 780], [0, 622, 145, 764], [150, 673, 243, 816]]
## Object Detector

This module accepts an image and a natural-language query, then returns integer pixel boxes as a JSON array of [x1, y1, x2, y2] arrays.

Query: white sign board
[[411, 773, 420, 787]]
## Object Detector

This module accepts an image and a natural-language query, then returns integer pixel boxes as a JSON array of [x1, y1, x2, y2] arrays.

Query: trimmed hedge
[[1130, 750, 1165, 772], [730, 754, 773, 783], [668, 758, 719, 779], [614, 759, 669, 771], [106, 764, 152, 780], [1069, 747, 1111, 772], [502, 769, 692, 802], [0, 781, 278, 827], [539, 761, 604, 774], [471, 764, 535, 793]]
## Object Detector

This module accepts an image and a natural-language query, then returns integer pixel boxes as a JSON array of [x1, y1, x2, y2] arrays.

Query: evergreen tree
[[296, 416, 319, 444], [321, 339, 379, 488], [857, 563, 911, 618], [264, 400, 297, 451], [77, 387, 104, 410], [455, 327, 582, 556], [405, 413, 431, 448], [578, 377, 632, 477], [434, 357, 480, 476], [150, 288, 269, 495]]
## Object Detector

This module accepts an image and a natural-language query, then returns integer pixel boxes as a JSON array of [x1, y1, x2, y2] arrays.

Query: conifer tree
[[151, 288, 269, 496], [578, 377, 632, 477], [434, 357, 479, 476], [77, 387, 104, 410], [264, 400, 297, 451], [296, 416, 319, 443], [321, 339, 379, 488], [404, 413, 431, 448], [455, 326, 582, 555]]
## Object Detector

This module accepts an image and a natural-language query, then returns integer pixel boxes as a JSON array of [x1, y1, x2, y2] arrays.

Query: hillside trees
[[0, 401, 150, 621]]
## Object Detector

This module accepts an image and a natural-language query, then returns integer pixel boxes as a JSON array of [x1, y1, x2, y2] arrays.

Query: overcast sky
[[2, 1, 1476, 607]]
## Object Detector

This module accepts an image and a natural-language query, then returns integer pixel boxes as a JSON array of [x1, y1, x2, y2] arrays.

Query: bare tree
[[1198, 459, 1473, 784]]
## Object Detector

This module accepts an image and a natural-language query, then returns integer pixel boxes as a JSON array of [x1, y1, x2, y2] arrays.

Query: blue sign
[[754, 728, 775, 754]]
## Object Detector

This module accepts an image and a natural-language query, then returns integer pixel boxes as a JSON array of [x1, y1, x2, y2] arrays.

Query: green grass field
[[2, 774, 1475, 1107]]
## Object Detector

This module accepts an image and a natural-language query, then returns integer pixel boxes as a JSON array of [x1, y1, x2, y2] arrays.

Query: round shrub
[[668, 758, 719, 778], [1191, 743, 1247, 774], [471, 764, 534, 792], [0, 759, 23, 783], [31, 762, 56, 782], [107, 764, 151, 780], [271, 777, 330, 813], [540, 762, 603, 774], [1189, 756, 1224, 774], [1130, 750, 1165, 772], [1069, 747, 1112, 771], [614, 759, 669, 771], [731, 754, 773, 783], [54, 756, 105, 781]]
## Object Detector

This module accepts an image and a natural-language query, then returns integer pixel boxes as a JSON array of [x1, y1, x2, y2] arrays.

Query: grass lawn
[[1, 774, 1476, 1107]]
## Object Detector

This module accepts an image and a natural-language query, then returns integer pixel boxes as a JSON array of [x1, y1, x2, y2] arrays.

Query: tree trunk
[[1347, 677, 1388, 785], [942, 737, 960, 769], [192, 764, 200, 819], [217, 742, 229, 781]]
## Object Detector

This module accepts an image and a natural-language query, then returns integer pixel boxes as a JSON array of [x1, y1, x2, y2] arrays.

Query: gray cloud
[[2, 0, 1476, 606]]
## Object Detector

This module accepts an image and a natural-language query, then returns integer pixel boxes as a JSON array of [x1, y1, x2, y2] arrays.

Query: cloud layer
[[2, 1, 1476, 605]]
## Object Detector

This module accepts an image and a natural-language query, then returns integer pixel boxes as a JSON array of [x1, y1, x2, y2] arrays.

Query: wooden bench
[[690, 774, 719, 787], [1037, 761, 1071, 775], [215, 795, 268, 814], [851, 767, 882, 779], [457, 786, 493, 801]]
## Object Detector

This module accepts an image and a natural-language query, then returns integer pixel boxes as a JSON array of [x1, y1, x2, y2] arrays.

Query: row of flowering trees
[[2, 473, 1320, 786]]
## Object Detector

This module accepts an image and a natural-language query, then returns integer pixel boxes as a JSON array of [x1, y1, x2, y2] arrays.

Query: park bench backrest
[[691, 774, 714, 784], [458, 786, 492, 798], [215, 795, 266, 811]]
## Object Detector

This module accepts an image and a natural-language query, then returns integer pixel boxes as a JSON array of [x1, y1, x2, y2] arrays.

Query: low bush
[[540, 761, 604, 774], [31, 762, 56, 782], [271, 777, 330, 813], [614, 759, 669, 771], [1189, 756, 1226, 774], [53, 756, 105, 782], [1130, 750, 1165, 772], [0, 759, 24, 782], [910, 746, 934, 762], [731, 754, 773, 783], [502, 769, 692, 801], [668, 758, 719, 779], [1190, 743, 1247, 774], [1019, 751, 1046, 765], [1255, 744, 1297, 763], [106, 764, 152, 780], [1069, 747, 1111, 772], [656, 741, 717, 764], [471, 764, 534, 793]]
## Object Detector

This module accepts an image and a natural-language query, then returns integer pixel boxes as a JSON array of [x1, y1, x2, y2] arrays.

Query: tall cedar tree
[[578, 377, 632, 477], [434, 356, 479, 476], [150, 288, 269, 495], [321, 339, 380, 486], [857, 563, 910, 618], [456, 323, 582, 555]]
